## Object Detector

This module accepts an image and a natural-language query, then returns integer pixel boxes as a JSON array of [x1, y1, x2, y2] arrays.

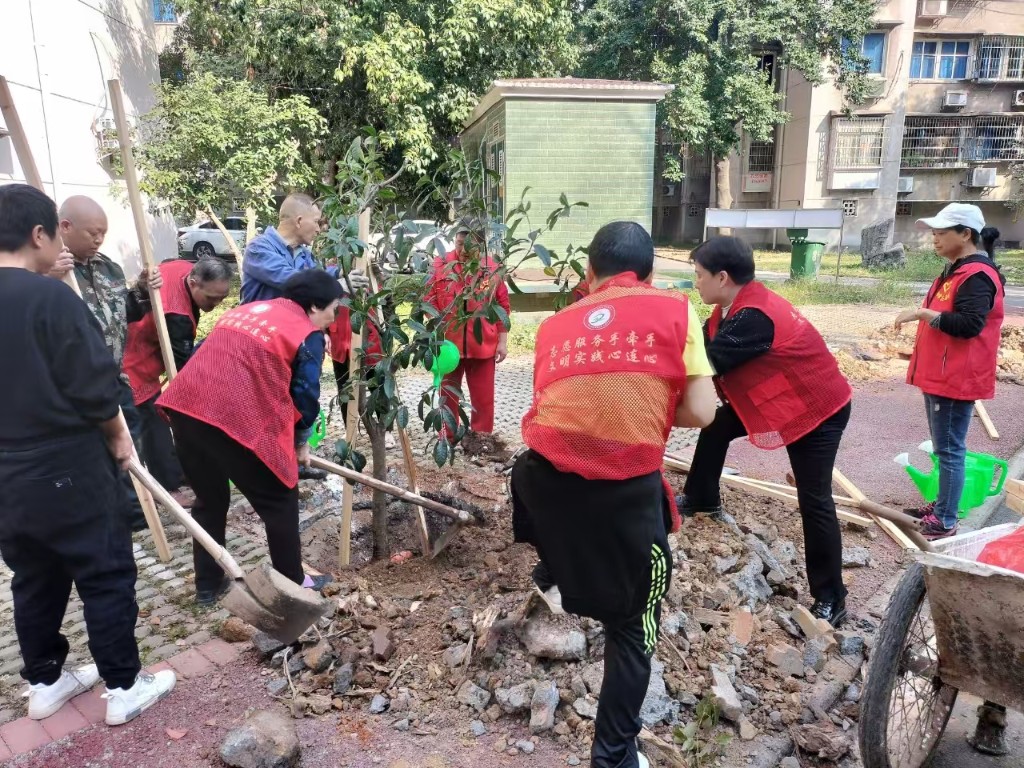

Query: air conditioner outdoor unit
[[970, 167, 998, 188], [95, 117, 116, 132], [898, 177, 915, 193], [1014, 90, 1024, 108], [662, 184, 677, 197], [943, 91, 968, 109], [864, 76, 887, 99], [919, 0, 948, 17]]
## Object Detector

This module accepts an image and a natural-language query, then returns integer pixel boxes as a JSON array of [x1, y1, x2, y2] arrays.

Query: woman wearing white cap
[[895, 203, 1006, 539]]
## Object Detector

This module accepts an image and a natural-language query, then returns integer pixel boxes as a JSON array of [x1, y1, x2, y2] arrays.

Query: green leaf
[[534, 243, 552, 267], [433, 438, 449, 466], [351, 451, 367, 473], [334, 439, 349, 459], [397, 405, 409, 429], [473, 317, 483, 344]]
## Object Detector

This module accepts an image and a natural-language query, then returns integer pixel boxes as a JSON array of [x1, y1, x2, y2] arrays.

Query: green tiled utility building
[[461, 79, 673, 257]]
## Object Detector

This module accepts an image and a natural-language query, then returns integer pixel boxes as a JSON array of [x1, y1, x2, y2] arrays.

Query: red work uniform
[[424, 249, 511, 434]]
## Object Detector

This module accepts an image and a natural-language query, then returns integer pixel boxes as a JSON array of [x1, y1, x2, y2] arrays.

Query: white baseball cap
[[916, 203, 985, 232]]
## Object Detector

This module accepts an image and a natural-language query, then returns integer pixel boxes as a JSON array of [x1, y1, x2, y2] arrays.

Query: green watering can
[[307, 410, 327, 449], [894, 440, 1008, 518], [426, 340, 461, 387]]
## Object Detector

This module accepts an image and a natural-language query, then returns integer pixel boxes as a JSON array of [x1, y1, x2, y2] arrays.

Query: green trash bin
[[789, 241, 825, 279]]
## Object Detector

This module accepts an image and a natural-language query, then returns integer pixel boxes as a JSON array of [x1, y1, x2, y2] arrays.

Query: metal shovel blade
[[221, 564, 331, 644]]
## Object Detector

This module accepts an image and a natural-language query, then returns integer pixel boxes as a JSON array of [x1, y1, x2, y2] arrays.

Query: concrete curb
[[962, 442, 1024, 533]]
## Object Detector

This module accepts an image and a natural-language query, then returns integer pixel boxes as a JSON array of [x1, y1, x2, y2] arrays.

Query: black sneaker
[[305, 574, 333, 592], [903, 502, 935, 520], [195, 576, 232, 607], [676, 495, 724, 518], [810, 597, 847, 628]]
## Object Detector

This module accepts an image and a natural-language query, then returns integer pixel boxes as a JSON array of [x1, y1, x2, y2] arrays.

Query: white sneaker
[[638, 753, 650, 768], [102, 670, 176, 726], [534, 584, 565, 615], [24, 664, 100, 720]]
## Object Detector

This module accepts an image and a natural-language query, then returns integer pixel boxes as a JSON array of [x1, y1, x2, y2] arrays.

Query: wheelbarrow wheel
[[860, 563, 958, 768]]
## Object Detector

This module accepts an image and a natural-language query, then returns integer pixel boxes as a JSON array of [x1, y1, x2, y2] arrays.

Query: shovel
[[129, 458, 331, 643]]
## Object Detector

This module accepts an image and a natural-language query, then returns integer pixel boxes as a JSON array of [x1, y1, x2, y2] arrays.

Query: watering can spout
[[894, 452, 910, 467], [918, 440, 934, 454]]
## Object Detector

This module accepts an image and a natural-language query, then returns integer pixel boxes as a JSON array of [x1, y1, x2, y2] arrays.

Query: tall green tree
[[577, 0, 878, 209], [134, 71, 326, 221], [168, 0, 577, 187]]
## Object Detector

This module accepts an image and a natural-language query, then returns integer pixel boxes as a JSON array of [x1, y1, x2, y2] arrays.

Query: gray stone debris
[[709, 664, 743, 722], [842, 547, 873, 568], [641, 658, 680, 727], [713, 554, 740, 574], [470, 720, 488, 738], [457, 680, 492, 711], [369, 694, 390, 714], [582, 661, 605, 695], [496, 681, 535, 714], [803, 637, 831, 673], [443, 643, 470, 668], [730, 556, 774, 608], [516, 740, 536, 755], [744, 534, 789, 578], [573, 696, 599, 720], [220, 710, 301, 768], [771, 540, 798, 565], [333, 663, 354, 695], [530, 681, 559, 733], [767, 643, 805, 678], [860, 218, 907, 269], [250, 632, 286, 659], [520, 616, 587, 661], [836, 631, 866, 656]]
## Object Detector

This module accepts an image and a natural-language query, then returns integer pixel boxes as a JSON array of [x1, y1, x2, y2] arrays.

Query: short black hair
[[0, 184, 59, 252], [690, 236, 755, 285], [190, 257, 233, 283], [952, 224, 982, 247], [588, 221, 654, 280], [282, 268, 344, 311]]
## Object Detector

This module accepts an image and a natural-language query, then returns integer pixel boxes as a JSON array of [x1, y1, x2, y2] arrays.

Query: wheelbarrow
[[859, 518, 1024, 767]]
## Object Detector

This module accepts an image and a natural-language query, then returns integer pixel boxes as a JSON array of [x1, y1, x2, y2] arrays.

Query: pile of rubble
[[222, 481, 876, 765]]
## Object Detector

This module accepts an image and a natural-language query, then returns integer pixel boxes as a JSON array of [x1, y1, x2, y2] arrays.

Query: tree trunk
[[714, 155, 734, 236], [363, 415, 390, 560]]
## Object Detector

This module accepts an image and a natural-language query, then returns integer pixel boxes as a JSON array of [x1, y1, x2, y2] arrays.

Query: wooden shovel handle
[[857, 499, 936, 553], [309, 455, 478, 525], [128, 457, 246, 579]]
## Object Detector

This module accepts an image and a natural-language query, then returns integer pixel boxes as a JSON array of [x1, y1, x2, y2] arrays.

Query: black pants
[[137, 394, 185, 490], [683, 401, 852, 602], [333, 358, 351, 424], [0, 432, 141, 689], [512, 451, 671, 768], [118, 381, 147, 529], [167, 412, 304, 594]]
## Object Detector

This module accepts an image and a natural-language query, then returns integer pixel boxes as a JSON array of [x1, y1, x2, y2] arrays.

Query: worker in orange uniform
[[424, 220, 510, 435], [682, 236, 853, 627], [122, 258, 232, 490], [512, 222, 717, 768]]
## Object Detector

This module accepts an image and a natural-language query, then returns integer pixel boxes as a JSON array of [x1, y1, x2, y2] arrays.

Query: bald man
[[47, 196, 174, 524]]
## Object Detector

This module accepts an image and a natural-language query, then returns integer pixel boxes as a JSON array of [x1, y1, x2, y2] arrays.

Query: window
[[911, 40, 970, 79], [902, 116, 1024, 167], [747, 139, 775, 173], [896, 201, 913, 217], [832, 117, 886, 169], [843, 33, 887, 75], [152, 0, 177, 22], [687, 204, 703, 218], [976, 37, 1024, 81], [842, 200, 859, 218]]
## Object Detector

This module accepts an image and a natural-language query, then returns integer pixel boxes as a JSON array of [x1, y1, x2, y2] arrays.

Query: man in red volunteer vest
[[424, 220, 511, 435], [896, 203, 1006, 540], [122, 258, 231, 490], [682, 237, 853, 627], [513, 222, 716, 768], [158, 270, 341, 605]]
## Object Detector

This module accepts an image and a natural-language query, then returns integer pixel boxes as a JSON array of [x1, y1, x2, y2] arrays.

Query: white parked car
[[371, 220, 453, 272], [177, 215, 259, 260]]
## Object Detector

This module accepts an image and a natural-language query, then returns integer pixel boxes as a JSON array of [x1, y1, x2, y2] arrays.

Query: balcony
[[901, 115, 1024, 169]]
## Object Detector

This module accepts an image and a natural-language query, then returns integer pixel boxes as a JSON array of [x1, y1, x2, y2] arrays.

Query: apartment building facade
[[0, 0, 177, 274], [655, 0, 1024, 249]]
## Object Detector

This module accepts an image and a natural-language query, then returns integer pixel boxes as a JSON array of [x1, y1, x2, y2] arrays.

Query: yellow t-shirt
[[683, 302, 714, 377]]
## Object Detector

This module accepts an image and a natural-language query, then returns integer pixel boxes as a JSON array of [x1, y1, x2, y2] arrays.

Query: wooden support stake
[[339, 209, 371, 567], [974, 401, 999, 440], [832, 468, 920, 550], [107, 79, 177, 380], [245, 207, 257, 245], [206, 207, 245, 274]]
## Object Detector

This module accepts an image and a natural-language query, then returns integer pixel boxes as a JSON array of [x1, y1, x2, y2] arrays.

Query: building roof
[[465, 78, 674, 128]]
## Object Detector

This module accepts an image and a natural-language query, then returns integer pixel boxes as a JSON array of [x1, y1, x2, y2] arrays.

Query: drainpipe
[[770, 64, 790, 250], [28, 0, 61, 200]]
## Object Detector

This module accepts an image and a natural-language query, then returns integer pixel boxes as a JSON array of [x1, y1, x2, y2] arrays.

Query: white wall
[[0, 0, 176, 277]]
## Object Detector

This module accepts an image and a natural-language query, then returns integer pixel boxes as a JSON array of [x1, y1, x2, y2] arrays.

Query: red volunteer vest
[[326, 308, 352, 364], [521, 273, 690, 531], [158, 299, 316, 487], [908, 260, 1004, 401], [707, 282, 852, 450], [428, 251, 503, 358], [123, 260, 197, 405]]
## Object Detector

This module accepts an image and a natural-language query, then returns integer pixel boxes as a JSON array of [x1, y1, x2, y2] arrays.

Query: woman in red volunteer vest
[[683, 237, 853, 627], [424, 220, 511, 435], [513, 222, 717, 768], [122, 258, 231, 490], [158, 270, 342, 605], [896, 204, 1006, 540]]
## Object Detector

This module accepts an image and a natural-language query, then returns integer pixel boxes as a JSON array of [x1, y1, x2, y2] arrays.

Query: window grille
[[687, 204, 704, 218], [975, 37, 1024, 81], [832, 117, 886, 169], [747, 140, 775, 173], [842, 199, 859, 217], [896, 201, 913, 217], [902, 116, 1024, 167], [152, 0, 177, 22]]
